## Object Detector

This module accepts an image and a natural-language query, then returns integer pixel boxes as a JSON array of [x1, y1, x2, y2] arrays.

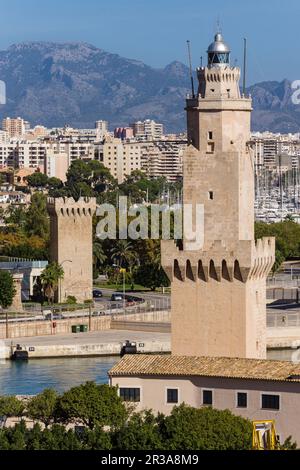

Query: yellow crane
[[252, 420, 280, 450]]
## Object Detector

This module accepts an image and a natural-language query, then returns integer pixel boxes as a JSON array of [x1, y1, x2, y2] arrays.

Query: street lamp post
[[120, 268, 126, 316]]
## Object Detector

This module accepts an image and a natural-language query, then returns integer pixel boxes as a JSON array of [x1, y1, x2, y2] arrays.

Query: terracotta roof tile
[[108, 355, 300, 383]]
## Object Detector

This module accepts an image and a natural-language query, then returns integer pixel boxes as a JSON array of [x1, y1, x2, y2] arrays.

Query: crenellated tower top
[[47, 197, 96, 218]]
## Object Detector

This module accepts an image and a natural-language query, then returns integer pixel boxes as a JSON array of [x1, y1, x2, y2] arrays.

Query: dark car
[[93, 289, 103, 298]]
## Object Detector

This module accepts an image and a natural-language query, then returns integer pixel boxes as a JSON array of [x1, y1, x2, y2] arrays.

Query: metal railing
[[267, 311, 300, 328], [267, 288, 300, 301]]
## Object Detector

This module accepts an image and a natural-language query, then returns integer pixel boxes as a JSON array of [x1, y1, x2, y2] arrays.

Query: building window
[[237, 392, 247, 408], [119, 388, 140, 402], [202, 390, 213, 405], [208, 131, 213, 140], [209, 191, 214, 200], [261, 394, 280, 410], [167, 389, 178, 404], [207, 142, 215, 153]]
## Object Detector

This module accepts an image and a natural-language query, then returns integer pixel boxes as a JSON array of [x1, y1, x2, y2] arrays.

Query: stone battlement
[[47, 197, 96, 217], [161, 237, 275, 283]]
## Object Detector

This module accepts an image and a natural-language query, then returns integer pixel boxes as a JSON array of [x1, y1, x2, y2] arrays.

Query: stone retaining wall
[[0, 316, 111, 339]]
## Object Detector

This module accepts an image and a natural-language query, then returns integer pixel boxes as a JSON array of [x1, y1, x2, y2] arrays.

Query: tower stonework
[[162, 33, 275, 359], [47, 197, 96, 303]]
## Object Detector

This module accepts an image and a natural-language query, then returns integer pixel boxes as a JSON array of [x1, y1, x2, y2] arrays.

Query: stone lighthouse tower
[[162, 33, 275, 359]]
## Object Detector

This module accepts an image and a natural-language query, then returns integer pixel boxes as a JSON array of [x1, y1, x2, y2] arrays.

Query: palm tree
[[93, 238, 107, 274], [110, 241, 139, 289], [110, 240, 138, 269], [40, 262, 64, 304]]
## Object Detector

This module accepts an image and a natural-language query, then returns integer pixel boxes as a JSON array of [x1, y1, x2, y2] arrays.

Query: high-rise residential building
[[141, 140, 185, 182], [0, 142, 47, 169], [96, 137, 141, 183], [2, 117, 29, 138], [114, 127, 134, 140], [162, 32, 275, 359], [95, 120, 108, 140], [0, 130, 8, 144], [44, 150, 69, 182], [130, 119, 164, 140]]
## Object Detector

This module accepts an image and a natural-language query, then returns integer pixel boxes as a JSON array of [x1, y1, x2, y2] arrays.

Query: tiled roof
[[109, 354, 300, 383]]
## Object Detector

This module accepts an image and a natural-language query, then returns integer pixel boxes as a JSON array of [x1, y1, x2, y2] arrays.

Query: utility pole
[[120, 268, 126, 316]]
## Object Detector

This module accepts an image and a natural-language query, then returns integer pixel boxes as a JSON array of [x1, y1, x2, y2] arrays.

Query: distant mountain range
[[0, 41, 299, 133]]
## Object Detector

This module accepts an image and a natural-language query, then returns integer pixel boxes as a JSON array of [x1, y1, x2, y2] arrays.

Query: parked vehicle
[[93, 289, 103, 298], [45, 313, 65, 320], [111, 293, 124, 302]]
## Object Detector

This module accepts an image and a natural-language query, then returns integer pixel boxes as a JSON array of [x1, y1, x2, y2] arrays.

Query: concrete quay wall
[[1, 339, 170, 359]]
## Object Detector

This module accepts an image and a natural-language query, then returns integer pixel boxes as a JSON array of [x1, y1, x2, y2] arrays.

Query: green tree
[[26, 172, 49, 188], [0, 271, 16, 309], [158, 404, 252, 450], [1, 421, 27, 450], [55, 382, 128, 430], [47, 177, 63, 190], [88, 160, 116, 192], [114, 410, 163, 450], [38, 425, 83, 450], [66, 160, 93, 186], [134, 263, 170, 291], [93, 238, 107, 277], [40, 262, 64, 303], [26, 389, 58, 428], [255, 220, 300, 261], [0, 396, 25, 418], [4, 205, 27, 231], [24, 192, 49, 239], [82, 426, 112, 450]]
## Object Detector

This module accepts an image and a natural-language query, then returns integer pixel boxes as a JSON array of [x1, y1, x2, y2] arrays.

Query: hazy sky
[[0, 0, 299, 84]]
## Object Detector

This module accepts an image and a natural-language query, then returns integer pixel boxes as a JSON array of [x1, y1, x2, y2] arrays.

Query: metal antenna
[[243, 38, 247, 95], [187, 40, 195, 98]]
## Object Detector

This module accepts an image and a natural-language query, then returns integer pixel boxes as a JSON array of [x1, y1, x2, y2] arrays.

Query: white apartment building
[[0, 142, 47, 169], [96, 138, 142, 183], [44, 150, 69, 182], [251, 132, 300, 169], [141, 140, 185, 182], [130, 119, 164, 141], [95, 120, 109, 141], [0, 130, 8, 144]]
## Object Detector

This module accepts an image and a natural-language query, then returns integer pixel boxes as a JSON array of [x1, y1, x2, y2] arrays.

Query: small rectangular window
[[261, 394, 280, 410], [209, 191, 214, 200], [207, 142, 215, 154], [120, 388, 140, 402], [208, 131, 213, 140], [203, 390, 213, 405], [237, 392, 247, 408], [167, 389, 178, 404]]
